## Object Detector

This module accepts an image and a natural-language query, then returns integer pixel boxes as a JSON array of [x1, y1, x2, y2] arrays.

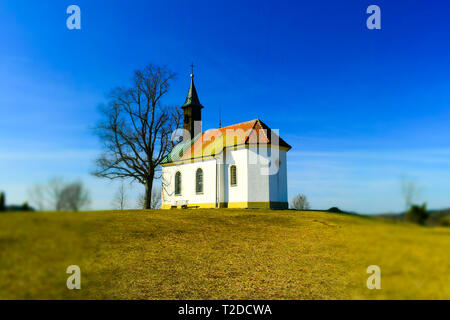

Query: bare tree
[[93, 64, 181, 209], [28, 185, 44, 211], [112, 181, 128, 210], [138, 187, 161, 209], [46, 177, 65, 211], [28, 178, 64, 211], [291, 193, 310, 210], [27, 178, 90, 211], [58, 182, 91, 211], [400, 175, 420, 213]]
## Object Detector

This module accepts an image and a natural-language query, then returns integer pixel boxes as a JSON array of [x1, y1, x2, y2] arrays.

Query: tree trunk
[[144, 175, 154, 209]]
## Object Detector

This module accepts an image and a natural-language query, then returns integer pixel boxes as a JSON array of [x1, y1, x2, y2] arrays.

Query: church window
[[175, 171, 182, 195], [196, 168, 203, 194], [230, 165, 237, 186], [275, 158, 281, 168]]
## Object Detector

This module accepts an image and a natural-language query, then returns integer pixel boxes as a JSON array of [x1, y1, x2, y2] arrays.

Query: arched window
[[230, 165, 237, 186], [175, 171, 181, 195], [196, 168, 203, 194], [275, 158, 281, 168]]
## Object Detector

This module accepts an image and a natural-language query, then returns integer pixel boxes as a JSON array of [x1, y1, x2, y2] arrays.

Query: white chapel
[[161, 72, 291, 209]]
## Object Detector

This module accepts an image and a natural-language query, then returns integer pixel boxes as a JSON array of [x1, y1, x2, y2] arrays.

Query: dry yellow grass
[[0, 209, 449, 299]]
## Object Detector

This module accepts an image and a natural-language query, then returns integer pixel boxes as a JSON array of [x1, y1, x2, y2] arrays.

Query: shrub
[[406, 203, 429, 225], [21, 202, 32, 211], [291, 194, 310, 210], [328, 207, 344, 213], [438, 217, 450, 227]]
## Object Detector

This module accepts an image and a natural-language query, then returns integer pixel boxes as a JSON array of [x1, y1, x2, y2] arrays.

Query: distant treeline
[[376, 208, 450, 227], [0, 192, 34, 213]]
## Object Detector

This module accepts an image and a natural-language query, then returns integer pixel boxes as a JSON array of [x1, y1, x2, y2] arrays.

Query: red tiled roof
[[162, 119, 291, 164]]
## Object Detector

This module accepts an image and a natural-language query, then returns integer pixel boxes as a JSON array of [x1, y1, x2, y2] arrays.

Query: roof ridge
[[244, 119, 260, 144], [213, 119, 258, 130], [255, 119, 269, 143]]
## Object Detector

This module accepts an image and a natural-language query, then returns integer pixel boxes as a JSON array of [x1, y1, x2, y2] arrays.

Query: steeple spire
[[182, 72, 203, 109], [182, 65, 204, 140]]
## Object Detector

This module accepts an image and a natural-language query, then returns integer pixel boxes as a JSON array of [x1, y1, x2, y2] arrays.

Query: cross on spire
[[190, 62, 195, 78]]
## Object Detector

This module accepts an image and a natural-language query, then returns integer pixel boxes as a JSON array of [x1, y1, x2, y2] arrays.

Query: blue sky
[[1, 0, 449, 213]]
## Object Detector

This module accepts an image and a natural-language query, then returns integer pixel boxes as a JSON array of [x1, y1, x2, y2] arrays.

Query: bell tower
[[182, 66, 203, 140]]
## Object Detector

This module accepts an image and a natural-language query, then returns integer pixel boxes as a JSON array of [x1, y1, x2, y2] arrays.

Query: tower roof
[[182, 74, 204, 109]]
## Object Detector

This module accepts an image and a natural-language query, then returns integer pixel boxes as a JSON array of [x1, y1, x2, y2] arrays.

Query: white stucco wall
[[162, 159, 217, 207], [269, 149, 288, 203], [223, 148, 248, 204], [246, 147, 288, 203], [162, 146, 289, 208], [247, 147, 269, 202]]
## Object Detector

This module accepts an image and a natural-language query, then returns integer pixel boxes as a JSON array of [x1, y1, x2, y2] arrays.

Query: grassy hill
[[0, 209, 449, 299]]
